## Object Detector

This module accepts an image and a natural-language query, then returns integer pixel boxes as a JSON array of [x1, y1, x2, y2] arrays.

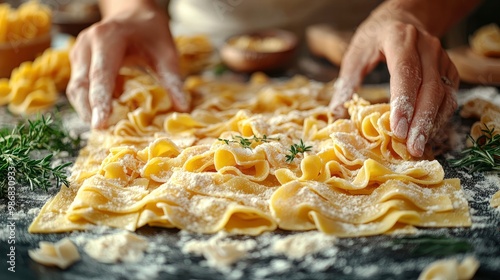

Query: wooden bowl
[[220, 29, 298, 73], [448, 46, 500, 86], [0, 34, 52, 78]]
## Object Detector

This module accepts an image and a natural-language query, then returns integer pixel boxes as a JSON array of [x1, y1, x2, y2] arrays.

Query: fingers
[[67, 33, 92, 123], [67, 23, 126, 129], [328, 77, 357, 118], [152, 37, 190, 113], [88, 23, 126, 129], [406, 35, 445, 157], [380, 24, 459, 157], [157, 68, 190, 112], [430, 50, 458, 138], [383, 24, 422, 140], [330, 33, 380, 118]]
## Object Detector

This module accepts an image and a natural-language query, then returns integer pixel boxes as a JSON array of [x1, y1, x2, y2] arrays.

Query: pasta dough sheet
[[30, 70, 472, 236]]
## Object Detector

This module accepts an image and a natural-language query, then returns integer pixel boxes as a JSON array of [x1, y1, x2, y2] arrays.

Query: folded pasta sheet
[[30, 71, 472, 236]]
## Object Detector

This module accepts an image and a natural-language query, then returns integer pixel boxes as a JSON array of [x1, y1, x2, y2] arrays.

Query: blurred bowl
[[52, 1, 101, 36], [220, 29, 298, 73], [0, 33, 52, 78]]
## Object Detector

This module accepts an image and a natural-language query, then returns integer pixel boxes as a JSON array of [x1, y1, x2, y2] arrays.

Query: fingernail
[[412, 134, 426, 157], [394, 117, 408, 139]]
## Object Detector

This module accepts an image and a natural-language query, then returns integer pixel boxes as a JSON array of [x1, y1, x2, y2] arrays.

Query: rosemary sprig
[[218, 135, 280, 149], [286, 139, 312, 163], [0, 114, 81, 197], [450, 124, 500, 172], [213, 63, 229, 76], [393, 235, 473, 257]]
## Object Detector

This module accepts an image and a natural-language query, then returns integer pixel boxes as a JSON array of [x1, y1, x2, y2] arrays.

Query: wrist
[[99, 0, 159, 19], [375, 0, 481, 37], [369, 1, 428, 33]]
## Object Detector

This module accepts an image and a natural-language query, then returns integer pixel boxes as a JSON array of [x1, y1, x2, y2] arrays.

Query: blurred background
[[1, 0, 498, 85], [0, 0, 498, 46]]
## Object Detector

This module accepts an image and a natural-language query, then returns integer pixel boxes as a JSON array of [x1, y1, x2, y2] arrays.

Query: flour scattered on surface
[[27, 207, 40, 215], [84, 231, 149, 263], [354, 264, 379, 278], [182, 231, 257, 269], [272, 231, 337, 260]]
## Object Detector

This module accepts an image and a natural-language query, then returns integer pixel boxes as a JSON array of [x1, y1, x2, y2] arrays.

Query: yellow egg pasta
[[0, 46, 71, 114], [175, 35, 214, 77], [0, 1, 51, 43], [1, 34, 213, 115], [30, 71, 472, 236]]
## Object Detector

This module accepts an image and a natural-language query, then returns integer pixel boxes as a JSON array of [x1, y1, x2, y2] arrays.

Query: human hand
[[66, 0, 189, 129], [329, 2, 459, 157]]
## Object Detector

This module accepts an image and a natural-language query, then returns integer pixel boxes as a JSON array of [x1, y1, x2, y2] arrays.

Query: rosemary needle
[[286, 139, 312, 163], [450, 124, 500, 172], [218, 134, 280, 149], [0, 114, 81, 197], [393, 235, 473, 257]]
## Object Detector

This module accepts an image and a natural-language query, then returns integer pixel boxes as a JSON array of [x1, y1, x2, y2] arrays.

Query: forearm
[[375, 0, 482, 36], [99, 0, 159, 19]]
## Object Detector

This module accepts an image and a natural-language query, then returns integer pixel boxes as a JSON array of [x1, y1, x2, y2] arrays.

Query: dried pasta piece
[[418, 256, 479, 280], [460, 97, 500, 119], [491, 190, 500, 208], [29, 238, 80, 269]]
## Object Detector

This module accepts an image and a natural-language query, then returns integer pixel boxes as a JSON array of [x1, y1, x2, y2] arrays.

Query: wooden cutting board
[[448, 46, 500, 86]]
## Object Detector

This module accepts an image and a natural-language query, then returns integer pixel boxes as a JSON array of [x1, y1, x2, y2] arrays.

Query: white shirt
[[169, 0, 383, 44]]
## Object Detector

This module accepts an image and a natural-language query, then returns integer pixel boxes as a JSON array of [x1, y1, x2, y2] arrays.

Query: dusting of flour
[[84, 231, 149, 263]]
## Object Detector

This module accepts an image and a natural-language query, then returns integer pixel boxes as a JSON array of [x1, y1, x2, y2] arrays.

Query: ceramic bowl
[[220, 29, 298, 73], [0, 33, 52, 78]]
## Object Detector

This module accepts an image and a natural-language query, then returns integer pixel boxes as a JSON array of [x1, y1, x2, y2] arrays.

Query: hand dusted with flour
[[67, 0, 188, 129], [330, 0, 479, 157]]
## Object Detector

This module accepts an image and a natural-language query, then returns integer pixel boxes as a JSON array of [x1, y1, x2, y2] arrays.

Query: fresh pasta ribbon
[[270, 179, 467, 236], [30, 73, 472, 236], [214, 145, 270, 182]]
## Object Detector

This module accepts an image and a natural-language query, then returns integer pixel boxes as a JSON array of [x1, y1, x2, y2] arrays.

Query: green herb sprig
[[286, 139, 312, 163], [0, 114, 82, 196], [450, 124, 500, 172], [218, 135, 280, 149], [393, 235, 473, 257]]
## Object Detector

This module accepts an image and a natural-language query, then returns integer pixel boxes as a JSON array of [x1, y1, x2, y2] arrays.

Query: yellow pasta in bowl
[[0, 1, 52, 78]]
